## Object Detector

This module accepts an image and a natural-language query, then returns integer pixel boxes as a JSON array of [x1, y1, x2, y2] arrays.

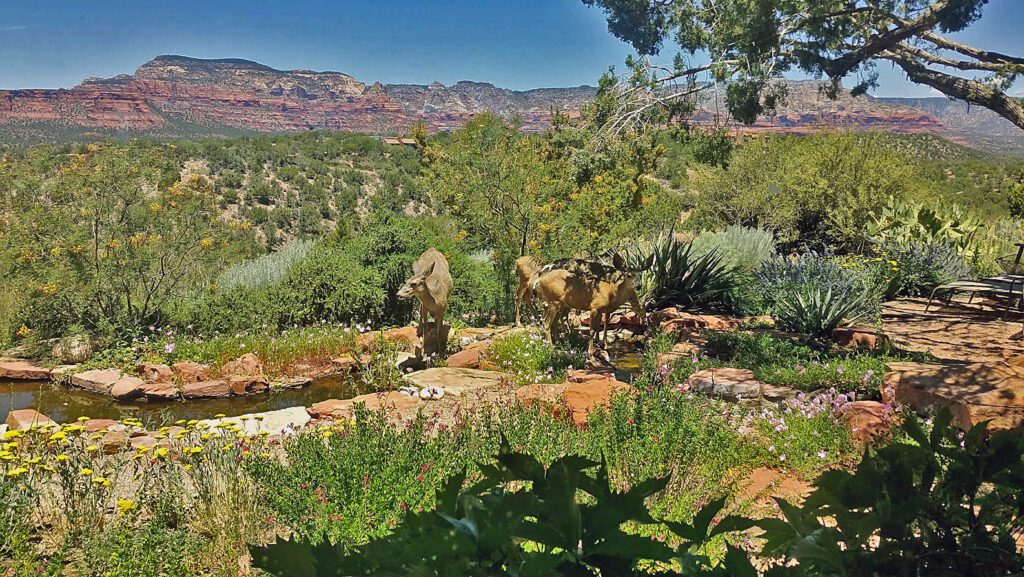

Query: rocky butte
[[0, 55, 1020, 151]]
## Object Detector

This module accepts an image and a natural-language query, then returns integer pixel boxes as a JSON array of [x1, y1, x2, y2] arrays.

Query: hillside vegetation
[[1, 121, 1021, 352]]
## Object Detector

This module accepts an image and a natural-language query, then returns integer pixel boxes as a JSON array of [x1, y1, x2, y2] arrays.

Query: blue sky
[[0, 0, 1021, 96]]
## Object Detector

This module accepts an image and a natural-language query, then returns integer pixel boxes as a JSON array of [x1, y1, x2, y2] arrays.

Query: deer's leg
[[589, 308, 603, 356], [418, 303, 427, 339], [435, 307, 446, 355], [515, 283, 525, 326], [544, 303, 559, 343]]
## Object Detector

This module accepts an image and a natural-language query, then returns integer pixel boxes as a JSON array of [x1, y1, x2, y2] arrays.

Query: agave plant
[[773, 285, 868, 338], [622, 231, 733, 310]]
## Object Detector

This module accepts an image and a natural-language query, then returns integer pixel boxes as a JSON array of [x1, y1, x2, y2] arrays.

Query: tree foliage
[[582, 0, 1024, 133]]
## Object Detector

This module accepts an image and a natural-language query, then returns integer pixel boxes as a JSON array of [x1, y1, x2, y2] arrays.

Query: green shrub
[[251, 447, 758, 577], [760, 411, 1024, 576], [484, 330, 585, 384], [689, 225, 776, 275], [624, 231, 734, 310], [691, 132, 920, 251], [756, 251, 881, 322], [79, 520, 203, 577], [873, 240, 972, 299], [216, 239, 315, 291]]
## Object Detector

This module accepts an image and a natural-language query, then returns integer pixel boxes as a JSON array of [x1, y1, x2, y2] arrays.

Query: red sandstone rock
[[84, 418, 118, 433], [884, 361, 1024, 431], [71, 369, 122, 394], [5, 409, 55, 430], [514, 383, 568, 409], [566, 368, 617, 383], [331, 356, 361, 373], [563, 379, 634, 426], [655, 342, 701, 368], [309, 399, 354, 420], [171, 361, 208, 383], [220, 353, 264, 377], [228, 375, 270, 395], [839, 401, 892, 445], [182, 379, 232, 399], [446, 345, 486, 369], [141, 381, 180, 400], [358, 326, 420, 352], [110, 375, 146, 400], [0, 358, 51, 380], [832, 327, 881, 350], [100, 431, 130, 454], [138, 363, 172, 383]]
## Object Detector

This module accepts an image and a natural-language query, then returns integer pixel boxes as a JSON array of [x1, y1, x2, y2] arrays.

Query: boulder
[[71, 368, 122, 394], [515, 383, 568, 409], [350, 391, 423, 420], [331, 356, 361, 373], [220, 353, 264, 377], [563, 378, 634, 426], [0, 358, 52, 380], [403, 367, 508, 397], [228, 374, 270, 395], [110, 375, 146, 400], [138, 363, 173, 383], [130, 435, 158, 450], [566, 367, 618, 383], [171, 361, 209, 383], [199, 407, 311, 437], [5, 409, 55, 430], [84, 418, 118, 433], [686, 368, 762, 400], [52, 334, 94, 364], [838, 401, 892, 445], [446, 342, 488, 369], [655, 342, 701, 368], [358, 326, 420, 353], [832, 327, 881, 350], [49, 365, 78, 381], [883, 361, 1024, 431], [181, 379, 232, 399], [100, 430, 130, 454], [141, 381, 180, 400], [651, 308, 741, 336], [309, 398, 354, 420], [607, 311, 646, 330]]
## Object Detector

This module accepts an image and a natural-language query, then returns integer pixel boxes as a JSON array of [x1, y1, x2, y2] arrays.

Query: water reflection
[[0, 375, 371, 427]]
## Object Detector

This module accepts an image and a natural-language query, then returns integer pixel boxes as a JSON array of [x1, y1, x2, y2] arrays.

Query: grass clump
[[483, 330, 585, 384]]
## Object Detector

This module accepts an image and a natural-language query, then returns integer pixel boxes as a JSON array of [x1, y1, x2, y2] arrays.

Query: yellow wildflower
[[79, 468, 93, 476], [154, 447, 169, 459], [6, 467, 29, 477], [55, 454, 69, 461], [92, 477, 111, 487], [85, 445, 98, 452], [116, 499, 137, 516]]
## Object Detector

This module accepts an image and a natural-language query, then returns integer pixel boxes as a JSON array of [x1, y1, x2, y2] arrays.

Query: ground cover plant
[[251, 411, 1024, 577]]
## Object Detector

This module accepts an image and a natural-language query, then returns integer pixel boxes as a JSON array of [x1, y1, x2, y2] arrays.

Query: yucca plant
[[773, 286, 868, 338], [623, 231, 733, 310]]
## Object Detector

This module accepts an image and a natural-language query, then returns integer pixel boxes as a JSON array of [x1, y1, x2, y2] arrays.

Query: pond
[[0, 375, 373, 428]]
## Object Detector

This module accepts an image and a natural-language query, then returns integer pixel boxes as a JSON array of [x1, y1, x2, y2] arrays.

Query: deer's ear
[[423, 262, 436, 277], [641, 253, 654, 271], [613, 253, 626, 270]]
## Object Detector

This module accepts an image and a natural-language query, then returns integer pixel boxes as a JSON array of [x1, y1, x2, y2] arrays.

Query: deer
[[533, 253, 653, 357], [514, 255, 542, 326], [397, 248, 452, 356]]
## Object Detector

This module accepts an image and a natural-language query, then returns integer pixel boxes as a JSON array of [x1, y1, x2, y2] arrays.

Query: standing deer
[[514, 255, 542, 326], [397, 248, 452, 356], [534, 254, 652, 357]]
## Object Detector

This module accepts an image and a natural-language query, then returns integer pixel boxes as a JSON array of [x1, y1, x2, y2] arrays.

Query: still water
[[0, 375, 371, 427]]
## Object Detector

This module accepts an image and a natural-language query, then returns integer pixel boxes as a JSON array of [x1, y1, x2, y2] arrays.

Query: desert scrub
[[484, 329, 585, 384], [700, 331, 902, 394], [215, 239, 315, 291], [689, 225, 776, 275]]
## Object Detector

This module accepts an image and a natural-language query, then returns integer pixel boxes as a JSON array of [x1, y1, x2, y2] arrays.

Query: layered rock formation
[[0, 55, 1019, 150]]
